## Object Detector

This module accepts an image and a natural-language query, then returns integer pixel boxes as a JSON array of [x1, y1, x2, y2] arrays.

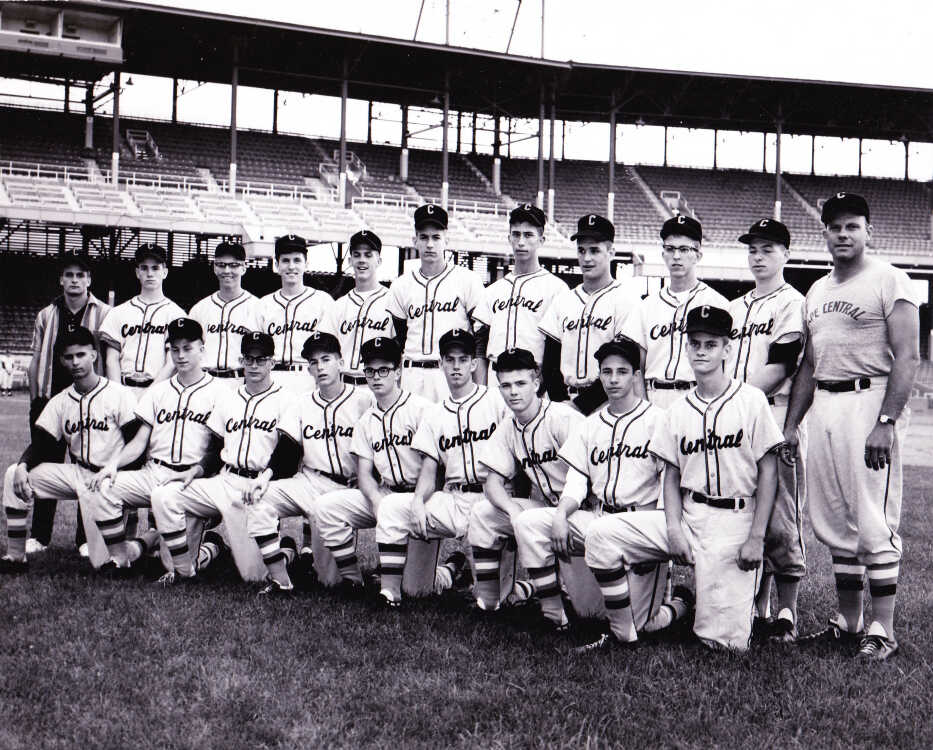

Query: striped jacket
[[30, 294, 111, 398]]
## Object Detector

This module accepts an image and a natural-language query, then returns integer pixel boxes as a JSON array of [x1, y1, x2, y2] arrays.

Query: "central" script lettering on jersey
[[590, 440, 651, 465], [680, 429, 744, 455]]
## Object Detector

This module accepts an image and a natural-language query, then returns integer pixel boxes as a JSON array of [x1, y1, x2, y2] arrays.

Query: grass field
[[1, 392, 931, 749]]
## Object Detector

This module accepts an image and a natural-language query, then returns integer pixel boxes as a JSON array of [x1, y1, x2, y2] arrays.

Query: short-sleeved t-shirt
[[207, 383, 286, 472]]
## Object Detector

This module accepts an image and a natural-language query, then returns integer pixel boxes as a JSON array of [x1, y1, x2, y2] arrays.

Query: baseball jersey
[[258, 287, 332, 366], [207, 383, 286, 473], [621, 282, 729, 382], [189, 291, 262, 371], [320, 287, 394, 375], [804, 258, 921, 381], [727, 284, 805, 399], [98, 296, 186, 380], [134, 373, 225, 466], [351, 390, 433, 488], [474, 268, 569, 363], [412, 384, 509, 485], [279, 385, 372, 479], [479, 399, 583, 505], [558, 400, 664, 511], [386, 264, 485, 361], [538, 280, 636, 386], [650, 380, 783, 499], [36, 377, 137, 468]]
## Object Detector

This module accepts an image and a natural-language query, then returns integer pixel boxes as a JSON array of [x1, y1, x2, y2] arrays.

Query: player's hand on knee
[[780, 428, 798, 466], [164, 466, 202, 491], [864, 423, 894, 471], [669, 529, 694, 566], [12, 464, 35, 502], [411, 497, 428, 539], [736, 535, 764, 571], [88, 464, 117, 492], [550, 514, 571, 561]]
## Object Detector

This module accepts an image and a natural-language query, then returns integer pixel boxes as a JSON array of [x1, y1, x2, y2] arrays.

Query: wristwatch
[[878, 414, 896, 425]]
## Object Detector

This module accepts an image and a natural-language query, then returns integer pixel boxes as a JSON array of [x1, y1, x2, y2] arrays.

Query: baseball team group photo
[[1, 1, 931, 748]]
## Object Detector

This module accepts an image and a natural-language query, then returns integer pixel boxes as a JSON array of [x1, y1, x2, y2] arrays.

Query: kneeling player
[[584, 307, 783, 651]]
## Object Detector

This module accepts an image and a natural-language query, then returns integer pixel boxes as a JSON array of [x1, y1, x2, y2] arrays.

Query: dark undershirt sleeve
[[474, 324, 489, 359], [197, 433, 225, 478], [392, 316, 408, 352], [541, 336, 569, 401], [19, 427, 64, 470], [268, 433, 302, 480], [571, 380, 607, 416]]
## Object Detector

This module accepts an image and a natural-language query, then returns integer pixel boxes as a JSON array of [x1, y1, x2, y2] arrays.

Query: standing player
[[0, 353, 13, 397], [469, 348, 584, 617], [386, 204, 485, 401], [258, 234, 331, 392], [728, 219, 807, 641], [374, 329, 505, 607], [584, 306, 783, 651], [0, 327, 138, 573], [189, 241, 261, 381], [784, 193, 920, 660], [320, 230, 394, 386], [621, 215, 729, 408], [538, 214, 635, 415], [98, 244, 185, 396], [472, 204, 569, 377]]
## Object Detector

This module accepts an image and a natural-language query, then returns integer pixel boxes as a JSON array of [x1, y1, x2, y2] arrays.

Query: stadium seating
[[1, 175, 75, 210]]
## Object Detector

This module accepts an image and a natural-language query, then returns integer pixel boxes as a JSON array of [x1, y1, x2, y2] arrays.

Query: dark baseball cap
[[661, 215, 703, 243], [820, 192, 870, 225], [59, 252, 93, 272], [492, 347, 538, 373], [414, 203, 448, 230], [301, 331, 341, 359], [594, 336, 641, 371], [167, 317, 203, 343], [240, 330, 274, 357], [135, 243, 167, 265], [684, 306, 732, 337], [509, 203, 546, 228], [571, 214, 615, 242], [214, 241, 247, 261], [349, 230, 382, 253], [275, 234, 307, 258], [439, 328, 476, 356], [55, 325, 96, 354], [738, 219, 791, 249], [360, 336, 402, 366]]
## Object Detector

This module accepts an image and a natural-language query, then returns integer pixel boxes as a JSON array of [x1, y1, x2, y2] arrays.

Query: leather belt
[[691, 491, 746, 511], [767, 396, 775, 405], [403, 359, 440, 369], [122, 375, 154, 388], [70, 453, 101, 472], [342, 373, 368, 385], [225, 464, 261, 479], [319, 471, 354, 488], [448, 482, 483, 493], [389, 483, 415, 492], [603, 504, 638, 514], [208, 368, 244, 379], [816, 378, 871, 393], [566, 383, 594, 396], [647, 378, 694, 391], [152, 458, 196, 472], [273, 363, 305, 372]]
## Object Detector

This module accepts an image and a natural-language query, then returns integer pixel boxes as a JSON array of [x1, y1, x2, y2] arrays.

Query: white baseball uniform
[[258, 287, 331, 391], [474, 269, 569, 364], [0, 354, 13, 390], [320, 286, 395, 381], [621, 282, 729, 407], [386, 264, 485, 401], [189, 291, 262, 376]]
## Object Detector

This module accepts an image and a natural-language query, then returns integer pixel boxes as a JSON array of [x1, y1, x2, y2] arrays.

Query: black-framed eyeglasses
[[363, 366, 397, 379], [240, 355, 273, 366], [661, 245, 699, 256]]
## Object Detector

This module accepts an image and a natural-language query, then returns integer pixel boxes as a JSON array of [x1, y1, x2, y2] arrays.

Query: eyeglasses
[[240, 355, 272, 366], [662, 245, 699, 256], [363, 366, 397, 379], [214, 261, 244, 270]]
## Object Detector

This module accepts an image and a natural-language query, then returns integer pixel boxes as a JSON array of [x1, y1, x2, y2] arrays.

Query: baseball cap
[[492, 347, 538, 373], [684, 305, 733, 337], [274, 234, 307, 258], [214, 241, 247, 261], [240, 331, 274, 357], [59, 252, 93, 273], [571, 214, 615, 242], [301, 331, 341, 359], [820, 192, 870, 225], [738, 219, 791, 248], [349, 230, 382, 253], [509, 203, 546, 228], [413, 203, 448, 230], [360, 336, 402, 366], [439, 328, 476, 356], [166, 317, 203, 343], [55, 325, 96, 354], [594, 336, 641, 371], [134, 243, 167, 266], [661, 215, 703, 243]]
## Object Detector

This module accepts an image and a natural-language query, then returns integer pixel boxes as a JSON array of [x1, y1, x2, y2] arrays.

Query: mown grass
[[1, 393, 931, 749]]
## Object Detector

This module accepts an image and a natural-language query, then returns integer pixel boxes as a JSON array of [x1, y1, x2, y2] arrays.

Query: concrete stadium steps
[[128, 186, 202, 221], [1, 175, 76, 210]]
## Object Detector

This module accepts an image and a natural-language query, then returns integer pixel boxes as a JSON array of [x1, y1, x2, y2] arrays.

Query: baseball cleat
[[156, 570, 197, 587], [769, 608, 797, 644], [798, 613, 864, 647], [0, 556, 28, 574], [855, 622, 899, 661], [25, 538, 47, 555], [377, 589, 402, 609], [574, 633, 639, 654], [78, 543, 89, 559], [443, 551, 473, 591], [751, 616, 774, 643], [258, 579, 295, 598]]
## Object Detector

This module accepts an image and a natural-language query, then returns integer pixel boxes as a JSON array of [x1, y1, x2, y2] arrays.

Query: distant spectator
[[0, 353, 13, 396]]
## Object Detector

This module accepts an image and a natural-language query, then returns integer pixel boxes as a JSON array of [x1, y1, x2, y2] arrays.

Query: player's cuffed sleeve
[[749, 388, 785, 460], [385, 279, 406, 320], [198, 433, 224, 477], [619, 302, 647, 350], [881, 266, 922, 316], [350, 416, 374, 461], [471, 286, 493, 329], [206, 398, 227, 438], [134, 388, 157, 426], [772, 294, 806, 344], [464, 272, 487, 321], [97, 310, 123, 351], [560, 466, 589, 507], [557, 421, 589, 479], [117, 386, 138, 428], [35, 394, 64, 440], [647, 409, 678, 467], [537, 295, 563, 341], [277, 397, 302, 444], [477, 422, 517, 479], [411, 409, 442, 463]]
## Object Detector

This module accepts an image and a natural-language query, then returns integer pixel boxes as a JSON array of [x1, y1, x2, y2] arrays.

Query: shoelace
[[858, 635, 885, 655]]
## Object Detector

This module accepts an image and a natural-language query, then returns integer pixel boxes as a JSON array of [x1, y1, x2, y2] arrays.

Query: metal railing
[[0, 161, 89, 182]]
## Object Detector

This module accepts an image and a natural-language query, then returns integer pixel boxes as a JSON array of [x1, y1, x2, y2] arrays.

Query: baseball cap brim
[[570, 231, 611, 242]]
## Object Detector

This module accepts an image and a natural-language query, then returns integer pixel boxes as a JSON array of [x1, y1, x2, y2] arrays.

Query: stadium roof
[[6, 1, 933, 143]]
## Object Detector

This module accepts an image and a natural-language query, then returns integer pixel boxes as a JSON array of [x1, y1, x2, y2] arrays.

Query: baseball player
[[315, 336, 435, 594], [727, 219, 807, 642], [258, 234, 332, 392], [621, 215, 729, 408], [98, 244, 185, 397], [150, 331, 287, 585], [374, 328, 505, 607], [386, 204, 485, 402], [469, 348, 584, 618], [472, 203, 568, 380], [87, 318, 228, 574], [0, 353, 13, 397], [0, 327, 140, 573], [584, 306, 783, 651], [515, 336, 690, 640], [244, 331, 372, 595], [189, 241, 262, 381], [538, 214, 636, 415], [320, 230, 394, 387], [784, 193, 920, 660]]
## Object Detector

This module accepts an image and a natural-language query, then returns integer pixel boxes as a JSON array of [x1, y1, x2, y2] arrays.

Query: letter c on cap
[[588, 215, 596, 226], [759, 219, 768, 227], [427, 205, 434, 214], [523, 203, 531, 211], [836, 192, 846, 199], [677, 215, 685, 224], [700, 305, 710, 319]]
